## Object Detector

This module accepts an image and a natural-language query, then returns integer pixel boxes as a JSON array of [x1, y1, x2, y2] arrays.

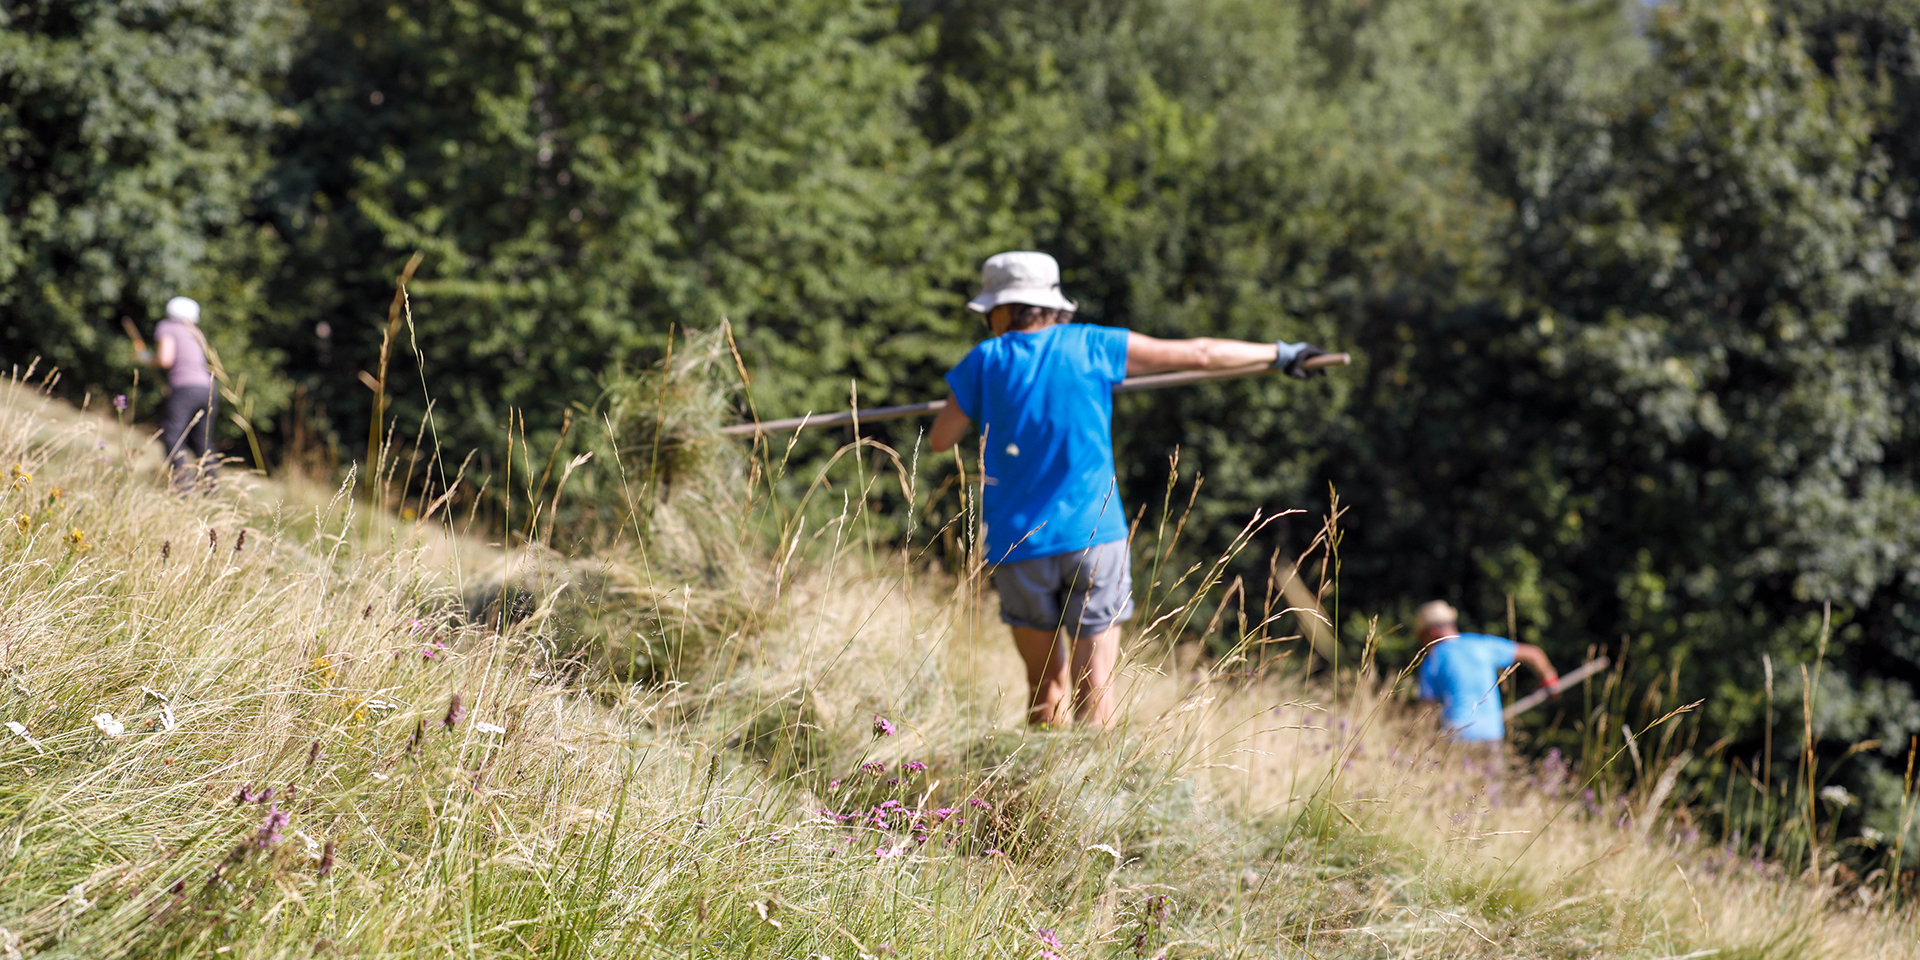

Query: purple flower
[[1035, 928, 1064, 958], [113, 395, 127, 412], [903, 760, 928, 773], [861, 761, 886, 775], [968, 798, 991, 809], [872, 714, 896, 738], [234, 785, 257, 805], [256, 805, 289, 848], [827, 780, 841, 790], [933, 807, 956, 820], [443, 694, 464, 728]]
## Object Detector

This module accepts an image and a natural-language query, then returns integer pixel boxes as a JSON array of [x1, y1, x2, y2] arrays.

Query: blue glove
[[1272, 341, 1329, 379]]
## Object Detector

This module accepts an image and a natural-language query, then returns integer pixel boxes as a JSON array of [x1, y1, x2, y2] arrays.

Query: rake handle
[[721, 352, 1351, 437], [1502, 655, 1611, 720]]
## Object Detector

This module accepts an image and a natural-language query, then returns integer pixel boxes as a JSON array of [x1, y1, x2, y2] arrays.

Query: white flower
[[474, 721, 507, 735], [1862, 827, 1887, 844], [4, 721, 43, 754], [159, 704, 177, 732], [91, 713, 124, 738], [1819, 785, 1856, 808]]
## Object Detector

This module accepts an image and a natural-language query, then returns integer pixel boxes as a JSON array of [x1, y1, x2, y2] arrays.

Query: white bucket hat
[[165, 296, 201, 324], [966, 251, 1077, 314], [1414, 600, 1459, 634]]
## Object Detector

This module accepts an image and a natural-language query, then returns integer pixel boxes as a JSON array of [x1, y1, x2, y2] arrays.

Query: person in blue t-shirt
[[1413, 600, 1560, 744], [929, 251, 1330, 727]]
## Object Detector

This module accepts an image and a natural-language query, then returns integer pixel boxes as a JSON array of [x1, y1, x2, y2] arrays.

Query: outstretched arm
[[1513, 643, 1560, 691], [155, 331, 177, 370], [1126, 332, 1325, 377], [929, 396, 970, 452], [1125, 333, 1275, 376]]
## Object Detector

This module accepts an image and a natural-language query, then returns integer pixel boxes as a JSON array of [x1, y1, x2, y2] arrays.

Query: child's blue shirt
[[1417, 633, 1518, 742], [945, 323, 1131, 563]]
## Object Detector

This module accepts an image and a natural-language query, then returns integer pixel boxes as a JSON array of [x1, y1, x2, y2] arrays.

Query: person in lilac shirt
[[150, 296, 218, 489]]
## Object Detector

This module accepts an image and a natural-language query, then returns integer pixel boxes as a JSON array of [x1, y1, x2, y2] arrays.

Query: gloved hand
[[1272, 341, 1329, 379]]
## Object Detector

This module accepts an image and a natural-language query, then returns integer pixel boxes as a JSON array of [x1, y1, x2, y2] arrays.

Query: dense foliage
[[0, 0, 298, 415], [10, 0, 1920, 855]]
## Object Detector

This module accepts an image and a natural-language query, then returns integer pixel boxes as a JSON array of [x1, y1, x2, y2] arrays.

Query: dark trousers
[[159, 385, 217, 489]]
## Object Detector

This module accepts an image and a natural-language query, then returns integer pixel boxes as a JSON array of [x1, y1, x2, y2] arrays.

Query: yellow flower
[[65, 528, 87, 553], [308, 655, 337, 683], [45, 487, 62, 502], [9, 464, 30, 490], [12, 514, 29, 534]]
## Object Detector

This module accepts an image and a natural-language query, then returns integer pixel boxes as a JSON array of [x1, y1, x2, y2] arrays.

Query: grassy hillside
[[0, 378, 1913, 959]]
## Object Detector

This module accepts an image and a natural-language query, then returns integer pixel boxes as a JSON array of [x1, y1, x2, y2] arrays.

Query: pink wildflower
[[256, 805, 289, 848], [1035, 928, 1064, 960]]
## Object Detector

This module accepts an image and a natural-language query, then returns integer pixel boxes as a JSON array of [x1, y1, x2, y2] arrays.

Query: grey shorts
[[991, 539, 1136, 635]]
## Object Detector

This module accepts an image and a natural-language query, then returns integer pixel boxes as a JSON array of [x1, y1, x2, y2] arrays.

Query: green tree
[[268, 0, 976, 490], [1324, 0, 1920, 846], [0, 0, 297, 420]]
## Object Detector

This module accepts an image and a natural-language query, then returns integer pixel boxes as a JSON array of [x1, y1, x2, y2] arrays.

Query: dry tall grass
[[0, 378, 1913, 959]]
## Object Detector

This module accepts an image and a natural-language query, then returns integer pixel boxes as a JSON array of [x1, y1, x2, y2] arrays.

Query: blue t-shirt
[[945, 323, 1130, 563], [1416, 633, 1518, 742]]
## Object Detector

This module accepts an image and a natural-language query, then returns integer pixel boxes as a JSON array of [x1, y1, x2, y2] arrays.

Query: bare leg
[[1069, 624, 1121, 727], [1010, 626, 1070, 726]]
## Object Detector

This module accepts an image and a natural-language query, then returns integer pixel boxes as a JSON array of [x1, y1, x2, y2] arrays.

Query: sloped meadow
[[0, 371, 1912, 959]]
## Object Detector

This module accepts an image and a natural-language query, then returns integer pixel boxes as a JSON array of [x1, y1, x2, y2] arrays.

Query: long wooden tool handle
[[1117, 352, 1350, 393], [121, 317, 150, 354], [720, 352, 1352, 437], [1502, 655, 1611, 720]]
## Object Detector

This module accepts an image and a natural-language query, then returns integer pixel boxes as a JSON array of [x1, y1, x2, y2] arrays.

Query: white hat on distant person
[[1414, 600, 1458, 633], [166, 297, 201, 324], [966, 251, 1077, 314]]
